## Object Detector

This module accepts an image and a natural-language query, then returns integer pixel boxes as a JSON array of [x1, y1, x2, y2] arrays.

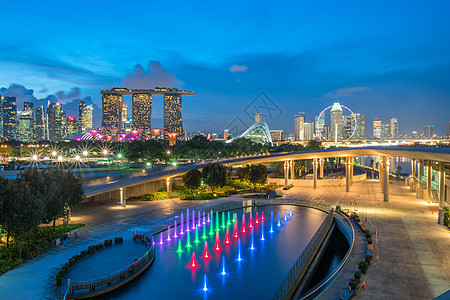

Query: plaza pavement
[[1, 179, 449, 299]]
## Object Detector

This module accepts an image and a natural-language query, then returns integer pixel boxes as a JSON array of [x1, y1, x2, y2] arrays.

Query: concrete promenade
[[0, 179, 449, 299]]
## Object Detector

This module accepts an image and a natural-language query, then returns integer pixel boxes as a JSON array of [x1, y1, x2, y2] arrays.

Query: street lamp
[[82, 150, 88, 156], [32, 155, 38, 161], [75, 155, 81, 161], [51, 151, 57, 156], [167, 150, 171, 155]]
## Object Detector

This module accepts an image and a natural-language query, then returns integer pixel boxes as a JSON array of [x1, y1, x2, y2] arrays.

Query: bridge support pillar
[[411, 158, 416, 178], [418, 159, 423, 185], [350, 158, 354, 185], [345, 157, 351, 192], [379, 156, 384, 192], [383, 156, 390, 202], [319, 158, 324, 179], [119, 187, 126, 206], [427, 161, 432, 204], [290, 160, 294, 180], [167, 178, 172, 198], [439, 162, 446, 207], [313, 158, 318, 189], [284, 161, 289, 186]]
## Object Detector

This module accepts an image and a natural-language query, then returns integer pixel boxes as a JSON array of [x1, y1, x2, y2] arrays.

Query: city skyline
[[0, 1, 450, 136]]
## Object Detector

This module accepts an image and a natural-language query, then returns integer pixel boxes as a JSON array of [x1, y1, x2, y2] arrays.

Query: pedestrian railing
[[272, 211, 334, 300], [68, 235, 155, 298]]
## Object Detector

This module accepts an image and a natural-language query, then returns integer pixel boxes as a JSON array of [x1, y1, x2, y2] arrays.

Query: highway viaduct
[[83, 146, 450, 207]]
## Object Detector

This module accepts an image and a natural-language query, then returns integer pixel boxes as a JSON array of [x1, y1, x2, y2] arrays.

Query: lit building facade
[[17, 110, 33, 142], [66, 116, 78, 135], [47, 102, 63, 141], [304, 121, 314, 141], [294, 114, 305, 141], [315, 115, 324, 139], [390, 118, 399, 139], [102, 92, 123, 128], [255, 113, 263, 123], [373, 118, 382, 139], [81, 104, 93, 132], [330, 102, 343, 142], [355, 114, 365, 139], [132, 93, 152, 138], [78, 100, 86, 132], [164, 94, 183, 138], [270, 129, 283, 141], [1, 96, 17, 140], [35, 105, 46, 141], [423, 125, 434, 139]]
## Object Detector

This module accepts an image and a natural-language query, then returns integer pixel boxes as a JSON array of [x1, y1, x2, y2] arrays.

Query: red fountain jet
[[203, 241, 210, 259], [224, 226, 231, 244], [241, 214, 246, 233], [214, 231, 221, 251], [190, 252, 197, 268], [255, 212, 259, 224]]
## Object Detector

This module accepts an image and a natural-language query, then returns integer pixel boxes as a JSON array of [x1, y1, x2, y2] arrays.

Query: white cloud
[[326, 86, 372, 98], [229, 65, 248, 73]]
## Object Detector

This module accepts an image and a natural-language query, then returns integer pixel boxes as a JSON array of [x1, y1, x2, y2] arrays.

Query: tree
[[202, 163, 226, 192], [249, 164, 268, 187], [183, 169, 202, 193], [236, 166, 250, 181], [305, 140, 323, 150]]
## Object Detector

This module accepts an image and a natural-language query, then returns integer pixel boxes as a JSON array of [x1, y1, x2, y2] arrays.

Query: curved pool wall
[[100, 204, 329, 300]]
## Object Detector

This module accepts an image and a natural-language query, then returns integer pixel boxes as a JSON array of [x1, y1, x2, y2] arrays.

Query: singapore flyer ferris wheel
[[317, 102, 357, 142]]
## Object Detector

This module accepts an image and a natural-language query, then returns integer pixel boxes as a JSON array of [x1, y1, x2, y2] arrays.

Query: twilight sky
[[1, 0, 450, 136]]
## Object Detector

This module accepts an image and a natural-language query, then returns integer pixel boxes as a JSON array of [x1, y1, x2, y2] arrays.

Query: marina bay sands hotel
[[101, 87, 197, 138]]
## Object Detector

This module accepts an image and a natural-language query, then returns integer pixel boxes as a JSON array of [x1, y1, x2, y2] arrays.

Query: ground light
[[203, 274, 208, 291], [221, 255, 226, 275]]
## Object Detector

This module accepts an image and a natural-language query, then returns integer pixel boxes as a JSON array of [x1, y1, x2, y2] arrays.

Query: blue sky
[[1, 0, 449, 136]]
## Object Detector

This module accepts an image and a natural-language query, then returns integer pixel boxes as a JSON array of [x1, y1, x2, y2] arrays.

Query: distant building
[[373, 118, 382, 139], [330, 103, 343, 142], [132, 93, 152, 138], [294, 113, 305, 141], [314, 115, 325, 139], [255, 113, 263, 123], [354, 113, 365, 139], [411, 131, 419, 139], [381, 123, 390, 139], [17, 110, 33, 142], [304, 121, 314, 141], [66, 116, 78, 135], [164, 94, 183, 139], [47, 102, 63, 141], [448, 121, 450, 138], [390, 118, 399, 139], [24, 102, 34, 117], [78, 100, 86, 132], [1, 96, 17, 140], [270, 129, 283, 141], [423, 125, 434, 139], [343, 115, 352, 140], [121, 104, 128, 128], [322, 125, 329, 140], [81, 105, 93, 132], [102, 92, 123, 128], [35, 105, 46, 141], [223, 129, 229, 140]]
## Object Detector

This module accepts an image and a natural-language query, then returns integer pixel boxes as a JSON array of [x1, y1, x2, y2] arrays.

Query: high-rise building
[[343, 115, 352, 140], [381, 123, 390, 139], [270, 129, 283, 141], [24, 102, 34, 116], [163, 94, 183, 139], [35, 105, 46, 141], [1, 96, 17, 140], [223, 129, 229, 140], [390, 118, 399, 139], [255, 113, 263, 123], [423, 125, 434, 139], [121, 104, 128, 128], [102, 92, 123, 128], [47, 102, 63, 141], [411, 131, 419, 139], [314, 115, 325, 139], [344, 113, 365, 140], [294, 113, 305, 141], [80, 104, 93, 132], [66, 116, 78, 135], [330, 102, 343, 142], [355, 114, 365, 139], [373, 118, 382, 139], [323, 125, 330, 140], [304, 121, 314, 141], [78, 100, 86, 132], [17, 110, 33, 142], [132, 93, 152, 138]]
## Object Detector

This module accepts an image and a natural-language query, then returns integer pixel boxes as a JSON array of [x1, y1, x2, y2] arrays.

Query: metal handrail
[[272, 212, 334, 300]]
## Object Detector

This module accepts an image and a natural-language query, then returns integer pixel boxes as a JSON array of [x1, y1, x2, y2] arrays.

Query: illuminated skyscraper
[[423, 125, 434, 139], [294, 113, 305, 141], [24, 102, 34, 116], [132, 93, 152, 138], [66, 116, 78, 135], [255, 113, 263, 123], [47, 102, 63, 141], [1, 96, 17, 140], [102, 92, 123, 128], [373, 118, 382, 139], [164, 94, 183, 138], [17, 110, 33, 142], [223, 129, 229, 140], [35, 105, 46, 141], [330, 102, 343, 142], [323, 125, 330, 140], [303, 121, 314, 141], [81, 104, 93, 132], [343, 115, 352, 140], [314, 115, 324, 139], [355, 114, 365, 139], [381, 123, 390, 139], [270, 129, 283, 141], [78, 100, 86, 132], [390, 118, 399, 139], [121, 104, 128, 128]]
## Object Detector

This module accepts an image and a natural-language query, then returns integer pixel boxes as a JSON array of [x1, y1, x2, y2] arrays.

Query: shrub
[[336, 205, 341, 211], [365, 232, 372, 239], [359, 261, 370, 274], [365, 254, 373, 263], [69, 257, 76, 266], [80, 250, 87, 257], [88, 245, 96, 253], [96, 243, 104, 250], [367, 238, 373, 244], [355, 217, 360, 222], [104, 239, 113, 247], [354, 271, 362, 280], [348, 277, 360, 290], [114, 237, 123, 244]]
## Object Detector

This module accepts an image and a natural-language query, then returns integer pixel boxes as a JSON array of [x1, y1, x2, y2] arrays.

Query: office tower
[[255, 113, 263, 123], [24, 102, 34, 116], [35, 105, 46, 141], [330, 102, 343, 142], [132, 93, 152, 138], [411, 131, 419, 139], [448, 121, 450, 138], [1, 96, 17, 140], [314, 115, 325, 139], [303, 121, 314, 141], [102, 92, 123, 128], [422, 125, 434, 139], [0, 96, 3, 137], [61, 111, 67, 138], [17, 110, 33, 142], [121, 104, 128, 128], [223, 129, 229, 140], [355, 114, 365, 139], [66, 116, 78, 135], [80, 104, 93, 132], [270, 129, 283, 141], [323, 125, 330, 140], [294, 113, 305, 141], [47, 102, 63, 141], [373, 118, 382, 139], [390, 118, 399, 139], [381, 123, 390, 139], [163, 94, 183, 139], [343, 115, 352, 140], [78, 100, 86, 132]]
